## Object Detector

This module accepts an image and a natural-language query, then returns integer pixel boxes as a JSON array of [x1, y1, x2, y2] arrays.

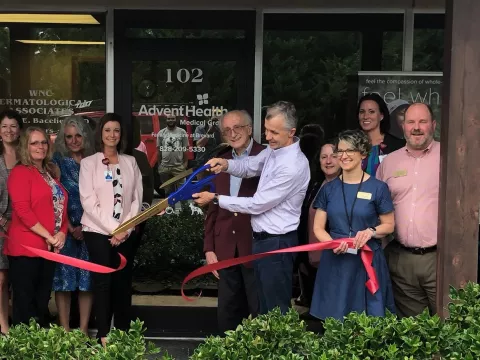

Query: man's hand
[[192, 191, 215, 206], [205, 251, 220, 279], [206, 158, 228, 174]]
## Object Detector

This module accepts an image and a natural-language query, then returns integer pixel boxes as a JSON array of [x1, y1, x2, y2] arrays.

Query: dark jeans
[[218, 261, 258, 333], [84, 231, 137, 338], [9, 256, 55, 327], [252, 231, 298, 315]]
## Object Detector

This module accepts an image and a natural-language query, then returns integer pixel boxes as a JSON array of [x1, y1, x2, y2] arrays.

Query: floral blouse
[[40, 171, 65, 233]]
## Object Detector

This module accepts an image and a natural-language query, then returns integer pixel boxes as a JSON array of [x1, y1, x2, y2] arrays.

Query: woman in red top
[[5, 126, 68, 327]]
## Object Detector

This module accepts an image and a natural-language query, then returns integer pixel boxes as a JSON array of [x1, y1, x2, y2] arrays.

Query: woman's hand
[[333, 241, 349, 254], [46, 234, 63, 251], [109, 231, 128, 247], [353, 229, 373, 249], [71, 226, 83, 241], [53, 232, 66, 250]]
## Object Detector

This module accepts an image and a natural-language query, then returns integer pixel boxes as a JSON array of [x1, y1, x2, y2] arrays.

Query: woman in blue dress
[[310, 129, 396, 322], [52, 115, 95, 335]]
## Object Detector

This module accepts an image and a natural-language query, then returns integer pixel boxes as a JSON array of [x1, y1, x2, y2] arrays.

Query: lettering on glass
[[165, 68, 203, 83]]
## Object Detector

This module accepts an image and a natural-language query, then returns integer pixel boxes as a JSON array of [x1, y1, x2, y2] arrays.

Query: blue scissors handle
[[168, 165, 217, 206]]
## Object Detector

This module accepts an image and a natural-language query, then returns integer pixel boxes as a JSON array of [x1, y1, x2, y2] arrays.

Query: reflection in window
[[126, 28, 244, 39], [136, 115, 154, 134], [0, 27, 10, 98], [262, 31, 361, 140], [413, 29, 444, 72], [382, 31, 403, 71], [0, 19, 106, 137]]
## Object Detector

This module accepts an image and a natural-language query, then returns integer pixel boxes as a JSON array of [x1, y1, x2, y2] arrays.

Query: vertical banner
[[357, 71, 442, 140]]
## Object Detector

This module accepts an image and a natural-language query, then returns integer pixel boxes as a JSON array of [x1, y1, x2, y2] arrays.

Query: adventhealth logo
[[138, 93, 226, 117], [197, 93, 208, 105]]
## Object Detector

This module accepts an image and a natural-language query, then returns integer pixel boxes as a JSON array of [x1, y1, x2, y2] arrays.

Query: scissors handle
[[168, 164, 216, 205]]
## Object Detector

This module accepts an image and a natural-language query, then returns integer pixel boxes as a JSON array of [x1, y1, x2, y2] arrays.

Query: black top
[[382, 132, 406, 154]]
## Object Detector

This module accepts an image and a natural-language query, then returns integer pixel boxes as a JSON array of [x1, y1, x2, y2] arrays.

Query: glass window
[[126, 28, 245, 39], [0, 15, 106, 139], [136, 115, 154, 134], [413, 28, 444, 71], [382, 31, 403, 71], [262, 29, 362, 141]]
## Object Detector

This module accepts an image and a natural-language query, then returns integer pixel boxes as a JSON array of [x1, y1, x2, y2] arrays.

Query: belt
[[253, 230, 296, 240], [394, 240, 437, 255]]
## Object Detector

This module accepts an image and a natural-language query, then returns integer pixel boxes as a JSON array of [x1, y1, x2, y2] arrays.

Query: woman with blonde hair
[[52, 115, 95, 335], [5, 126, 68, 327]]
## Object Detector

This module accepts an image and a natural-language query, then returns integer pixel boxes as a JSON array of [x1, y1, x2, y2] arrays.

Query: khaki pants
[[384, 241, 437, 318], [159, 164, 186, 196]]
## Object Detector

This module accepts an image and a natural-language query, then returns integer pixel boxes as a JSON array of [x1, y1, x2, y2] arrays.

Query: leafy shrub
[[321, 309, 443, 359], [0, 319, 174, 359], [438, 283, 480, 359], [134, 203, 205, 278], [190, 308, 323, 360], [190, 282, 480, 360]]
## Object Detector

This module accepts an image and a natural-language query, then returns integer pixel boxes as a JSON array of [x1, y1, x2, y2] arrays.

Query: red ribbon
[[181, 238, 379, 301], [0, 231, 126, 273], [22, 245, 127, 273]]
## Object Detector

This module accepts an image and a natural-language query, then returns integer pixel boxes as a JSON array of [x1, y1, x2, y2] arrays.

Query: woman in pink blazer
[[79, 113, 142, 346]]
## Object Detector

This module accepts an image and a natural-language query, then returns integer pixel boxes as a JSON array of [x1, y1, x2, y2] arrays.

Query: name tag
[[357, 191, 372, 200], [104, 170, 113, 182], [394, 169, 408, 177]]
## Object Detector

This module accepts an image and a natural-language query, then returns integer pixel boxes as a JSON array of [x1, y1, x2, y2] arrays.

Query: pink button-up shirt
[[376, 141, 440, 248]]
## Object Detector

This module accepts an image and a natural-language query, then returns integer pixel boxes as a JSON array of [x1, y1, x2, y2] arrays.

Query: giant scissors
[[112, 165, 216, 235]]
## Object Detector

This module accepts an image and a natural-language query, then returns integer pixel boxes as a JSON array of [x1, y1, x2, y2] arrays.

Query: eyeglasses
[[221, 125, 250, 137], [30, 140, 48, 147], [334, 149, 358, 157]]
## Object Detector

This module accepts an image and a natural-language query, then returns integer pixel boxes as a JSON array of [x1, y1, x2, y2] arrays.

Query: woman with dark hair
[[297, 139, 341, 308], [79, 113, 142, 346], [309, 129, 395, 322], [0, 109, 23, 333], [357, 93, 405, 176]]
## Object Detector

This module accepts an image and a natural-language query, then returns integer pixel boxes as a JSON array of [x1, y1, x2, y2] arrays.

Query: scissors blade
[[159, 168, 194, 189], [112, 198, 170, 235]]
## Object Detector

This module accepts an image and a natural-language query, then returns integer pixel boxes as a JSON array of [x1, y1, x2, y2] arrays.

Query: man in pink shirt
[[376, 102, 440, 318]]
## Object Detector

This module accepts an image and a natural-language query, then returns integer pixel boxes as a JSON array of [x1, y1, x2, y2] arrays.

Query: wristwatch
[[212, 193, 219, 205], [368, 227, 377, 238]]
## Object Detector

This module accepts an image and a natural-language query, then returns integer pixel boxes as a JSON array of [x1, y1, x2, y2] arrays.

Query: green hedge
[[0, 319, 173, 360], [3, 283, 480, 359], [190, 282, 480, 360], [134, 203, 205, 278]]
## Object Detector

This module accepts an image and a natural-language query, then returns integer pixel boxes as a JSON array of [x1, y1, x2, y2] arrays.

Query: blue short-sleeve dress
[[309, 176, 396, 321], [52, 153, 91, 292]]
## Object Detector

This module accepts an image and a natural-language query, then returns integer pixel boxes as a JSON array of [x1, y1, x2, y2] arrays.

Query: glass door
[[114, 26, 254, 335]]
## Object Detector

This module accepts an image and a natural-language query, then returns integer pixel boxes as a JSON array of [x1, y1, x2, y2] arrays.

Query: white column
[[253, 8, 264, 143], [402, 8, 414, 71], [106, 8, 114, 112]]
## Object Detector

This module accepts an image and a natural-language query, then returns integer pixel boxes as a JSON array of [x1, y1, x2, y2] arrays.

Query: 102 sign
[[166, 68, 203, 83]]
